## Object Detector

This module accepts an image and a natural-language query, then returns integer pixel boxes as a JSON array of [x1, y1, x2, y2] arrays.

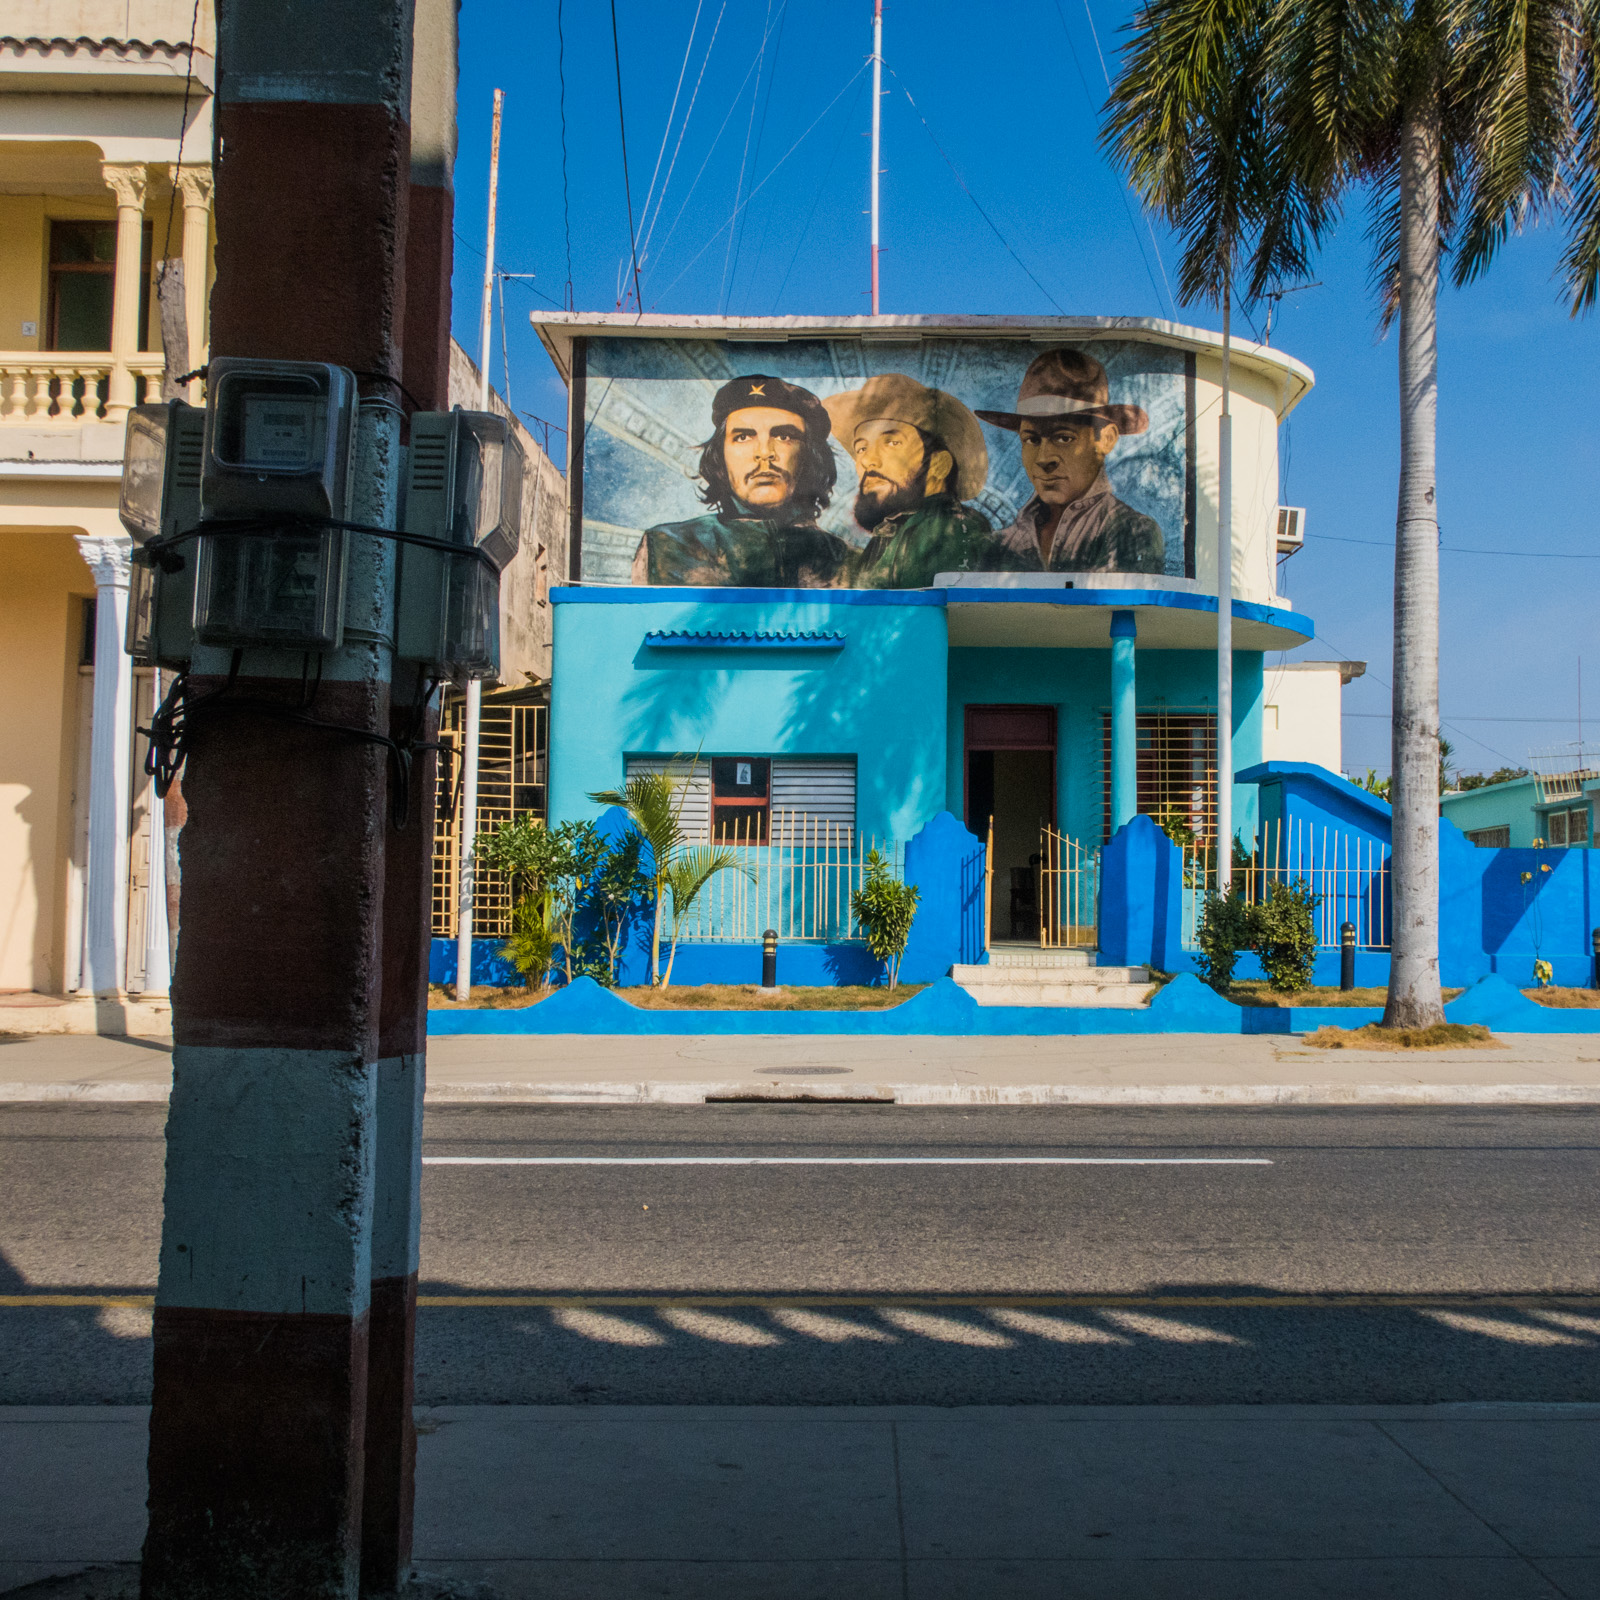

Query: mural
[[577, 337, 1195, 588]]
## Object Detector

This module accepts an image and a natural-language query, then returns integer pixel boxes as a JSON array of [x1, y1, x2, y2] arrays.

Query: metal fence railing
[[1181, 817, 1391, 950], [669, 810, 898, 945], [1039, 826, 1100, 948]]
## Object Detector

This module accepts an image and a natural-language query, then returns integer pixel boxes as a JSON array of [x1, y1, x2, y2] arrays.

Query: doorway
[[964, 705, 1056, 942]]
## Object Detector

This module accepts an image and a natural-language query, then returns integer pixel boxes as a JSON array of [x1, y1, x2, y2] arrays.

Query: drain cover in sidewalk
[[761, 1066, 854, 1076]]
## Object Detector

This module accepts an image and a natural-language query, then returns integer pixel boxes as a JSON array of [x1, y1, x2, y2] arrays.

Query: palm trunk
[[1382, 86, 1446, 1029], [650, 887, 665, 986]]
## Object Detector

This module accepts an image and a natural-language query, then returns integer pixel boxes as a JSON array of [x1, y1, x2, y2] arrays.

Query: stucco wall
[[0, 527, 93, 991], [1189, 356, 1283, 606], [1261, 661, 1343, 770], [549, 592, 949, 844]]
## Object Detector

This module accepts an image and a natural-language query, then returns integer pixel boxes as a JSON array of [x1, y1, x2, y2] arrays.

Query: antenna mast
[[870, 0, 882, 313]]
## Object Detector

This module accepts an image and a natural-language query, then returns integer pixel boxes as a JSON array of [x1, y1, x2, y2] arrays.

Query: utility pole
[[139, 1, 443, 1594], [1217, 286, 1233, 891], [870, 0, 882, 314], [455, 87, 503, 1003]]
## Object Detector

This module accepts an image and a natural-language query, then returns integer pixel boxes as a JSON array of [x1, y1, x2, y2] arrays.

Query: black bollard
[[1592, 927, 1600, 991], [1340, 922, 1356, 991], [762, 929, 778, 988]]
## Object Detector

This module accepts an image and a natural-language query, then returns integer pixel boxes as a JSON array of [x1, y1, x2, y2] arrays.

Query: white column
[[77, 535, 135, 998], [172, 164, 213, 404], [142, 669, 173, 996], [101, 163, 148, 424]]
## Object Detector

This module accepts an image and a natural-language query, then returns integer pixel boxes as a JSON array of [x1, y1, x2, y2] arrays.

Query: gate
[[1038, 826, 1099, 948]]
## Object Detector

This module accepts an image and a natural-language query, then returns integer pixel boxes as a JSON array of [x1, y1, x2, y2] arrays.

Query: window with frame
[[48, 219, 152, 351], [1464, 825, 1511, 848], [1543, 807, 1590, 847], [711, 757, 770, 841], [1101, 711, 1217, 843]]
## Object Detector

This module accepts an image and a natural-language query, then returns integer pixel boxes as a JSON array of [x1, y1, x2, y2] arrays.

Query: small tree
[[588, 762, 751, 987], [851, 848, 920, 990], [1252, 878, 1321, 992], [477, 818, 606, 988], [1193, 888, 1253, 993]]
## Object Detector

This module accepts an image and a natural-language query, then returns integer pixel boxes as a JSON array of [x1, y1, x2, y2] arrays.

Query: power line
[[884, 64, 1067, 315], [637, 0, 706, 249], [721, 0, 775, 313], [729, 0, 789, 308], [1316, 532, 1600, 558], [609, 0, 644, 312]]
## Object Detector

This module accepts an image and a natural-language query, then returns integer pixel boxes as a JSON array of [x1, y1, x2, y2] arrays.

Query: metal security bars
[[432, 694, 548, 939], [1180, 818, 1391, 950], [1101, 711, 1217, 845], [667, 810, 899, 945], [1038, 826, 1100, 948]]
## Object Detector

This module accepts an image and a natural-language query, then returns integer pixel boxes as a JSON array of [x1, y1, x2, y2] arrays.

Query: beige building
[[0, 3, 564, 1016], [1260, 659, 1366, 773]]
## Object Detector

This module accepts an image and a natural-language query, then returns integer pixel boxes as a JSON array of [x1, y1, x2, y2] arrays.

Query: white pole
[[456, 87, 503, 1003], [870, 0, 882, 314], [1217, 284, 1234, 892]]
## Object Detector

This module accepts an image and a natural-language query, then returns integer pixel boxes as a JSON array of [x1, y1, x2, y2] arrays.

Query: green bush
[[1193, 889, 1253, 992], [1253, 878, 1321, 992], [850, 849, 920, 990]]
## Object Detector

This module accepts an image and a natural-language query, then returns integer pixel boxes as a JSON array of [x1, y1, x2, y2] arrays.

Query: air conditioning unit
[[1276, 506, 1306, 555]]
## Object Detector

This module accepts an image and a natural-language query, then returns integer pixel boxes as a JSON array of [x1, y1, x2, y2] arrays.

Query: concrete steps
[[951, 949, 1153, 1008]]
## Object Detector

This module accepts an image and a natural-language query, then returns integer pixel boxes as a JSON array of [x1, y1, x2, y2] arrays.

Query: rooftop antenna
[[870, 0, 882, 313], [1261, 281, 1322, 344]]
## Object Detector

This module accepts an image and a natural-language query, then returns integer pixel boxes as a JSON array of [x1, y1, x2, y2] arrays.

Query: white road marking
[[422, 1156, 1273, 1166]]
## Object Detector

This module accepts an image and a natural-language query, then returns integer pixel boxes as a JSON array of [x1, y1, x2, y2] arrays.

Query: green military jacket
[[636, 510, 854, 588], [850, 494, 999, 589]]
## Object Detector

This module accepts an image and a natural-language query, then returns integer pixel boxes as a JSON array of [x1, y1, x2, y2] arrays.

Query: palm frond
[[665, 846, 756, 921]]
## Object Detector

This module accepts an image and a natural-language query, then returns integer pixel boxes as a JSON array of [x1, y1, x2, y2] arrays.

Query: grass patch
[[427, 982, 923, 1012], [618, 983, 923, 1011], [1228, 982, 1464, 1009], [1304, 1021, 1501, 1051], [1525, 987, 1600, 1008]]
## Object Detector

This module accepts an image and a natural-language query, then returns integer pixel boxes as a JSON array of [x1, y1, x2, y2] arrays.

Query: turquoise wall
[[549, 592, 949, 842], [945, 647, 1264, 847]]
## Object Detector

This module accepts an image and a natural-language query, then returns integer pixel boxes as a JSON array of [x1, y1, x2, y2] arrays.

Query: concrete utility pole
[[1216, 288, 1234, 890], [455, 87, 502, 1004], [139, 1, 450, 1594]]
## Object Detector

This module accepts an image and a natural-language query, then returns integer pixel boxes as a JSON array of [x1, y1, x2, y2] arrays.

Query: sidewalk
[[5, 1030, 1600, 1106], [4, 1403, 1596, 1597]]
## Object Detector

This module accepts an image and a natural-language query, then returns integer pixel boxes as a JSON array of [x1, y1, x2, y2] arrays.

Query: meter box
[[394, 409, 524, 679], [194, 359, 358, 651], [118, 400, 204, 666]]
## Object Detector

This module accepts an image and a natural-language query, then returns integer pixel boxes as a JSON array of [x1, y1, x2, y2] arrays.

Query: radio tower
[[870, 0, 882, 313]]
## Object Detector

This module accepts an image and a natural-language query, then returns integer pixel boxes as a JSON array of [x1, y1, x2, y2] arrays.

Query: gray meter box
[[119, 399, 204, 668], [194, 358, 358, 650], [395, 409, 524, 680]]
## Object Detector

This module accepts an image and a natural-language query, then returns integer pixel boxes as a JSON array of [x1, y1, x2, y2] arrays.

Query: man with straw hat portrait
[[824, 374, 996, 589], [976, 348, 1165, 576]]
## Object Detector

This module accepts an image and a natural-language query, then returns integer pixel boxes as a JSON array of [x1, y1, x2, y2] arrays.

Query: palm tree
[[1108, 0, 1592, 1028], [588, 764, 751, 987]]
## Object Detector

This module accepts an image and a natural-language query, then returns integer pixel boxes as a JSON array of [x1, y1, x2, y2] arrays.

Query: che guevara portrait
[[577, 336, 1193, 588]]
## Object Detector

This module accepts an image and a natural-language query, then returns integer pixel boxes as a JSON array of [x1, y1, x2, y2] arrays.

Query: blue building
[[532, 313, 1321, 965], [1442, 770, 1597, 850]]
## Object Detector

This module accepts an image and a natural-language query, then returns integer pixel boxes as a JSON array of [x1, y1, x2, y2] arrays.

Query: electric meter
[[193, 359, 358, 651], [119, 400, 204, 665], [394, 409, 524, 679]]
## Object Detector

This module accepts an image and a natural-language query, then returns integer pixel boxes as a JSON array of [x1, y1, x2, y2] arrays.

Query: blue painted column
[[1110, 610, 1138, 830]]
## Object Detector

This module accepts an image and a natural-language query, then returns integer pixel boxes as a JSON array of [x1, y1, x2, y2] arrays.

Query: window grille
[[1100, 711, 1217, 844]]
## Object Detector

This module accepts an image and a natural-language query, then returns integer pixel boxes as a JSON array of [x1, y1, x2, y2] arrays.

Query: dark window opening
[[712, 756, 770, 842], [48, 219, 152, 351], [80, 597, 98, 665]]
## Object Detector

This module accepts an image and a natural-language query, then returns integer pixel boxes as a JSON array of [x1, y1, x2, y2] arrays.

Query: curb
[[12, 1080, 1600, 1107]]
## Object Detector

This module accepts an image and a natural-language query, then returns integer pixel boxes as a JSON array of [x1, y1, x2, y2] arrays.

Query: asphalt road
[[4, 1103, 1599, 1405]]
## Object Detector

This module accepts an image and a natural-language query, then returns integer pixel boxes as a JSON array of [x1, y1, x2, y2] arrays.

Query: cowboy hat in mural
[[824, 374, 998, 589], [634, 374, 854, 587], [977, 349, 1165, 576]]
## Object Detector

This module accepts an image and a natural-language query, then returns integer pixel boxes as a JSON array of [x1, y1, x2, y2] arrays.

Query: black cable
[[142, 514, 502, 577], [609, 0, 645, 312], [351, 368, 426, 414]]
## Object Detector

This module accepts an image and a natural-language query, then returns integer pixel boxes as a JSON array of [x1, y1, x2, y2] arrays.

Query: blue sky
[[453, 0, 1600, 781]]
